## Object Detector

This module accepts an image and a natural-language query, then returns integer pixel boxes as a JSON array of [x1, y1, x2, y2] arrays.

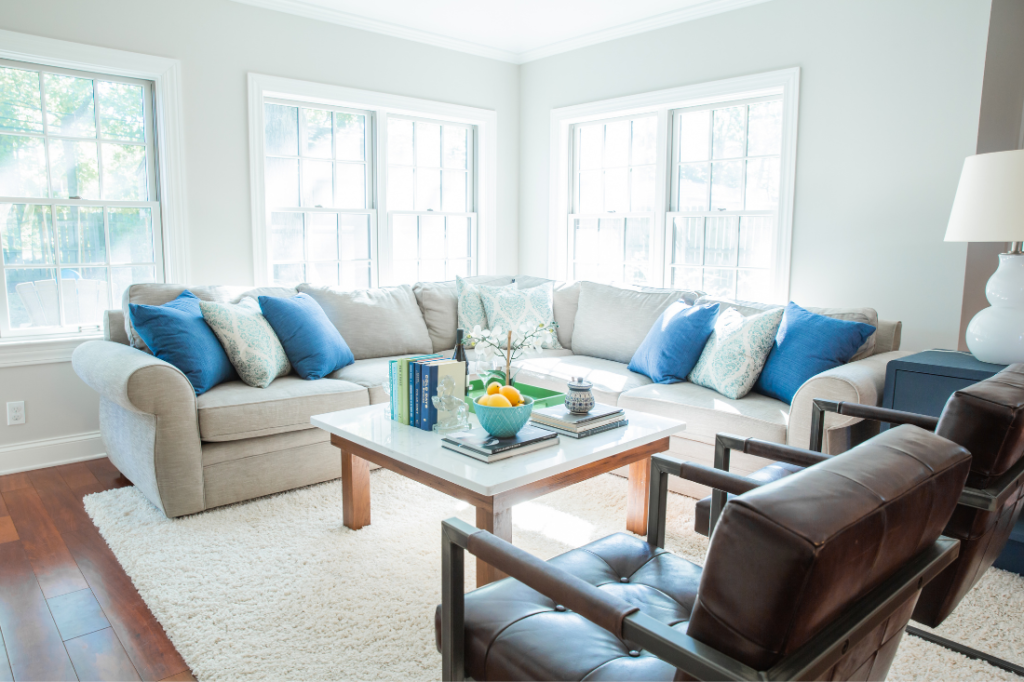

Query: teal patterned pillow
[[688, 307, 784, 399], [478, 282, 561, 349], [199, 298, 291, 388], [455, 276, 514, 334]]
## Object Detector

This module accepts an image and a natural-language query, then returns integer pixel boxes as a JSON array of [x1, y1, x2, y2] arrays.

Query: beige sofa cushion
[[201, 428, 329, 467], [196, 376, 368, 442], [512, 353, 650, 406], [297, 283, 433, 360], [413, 276, 514, 352], [618, 382, 790, 446], [328, 354, 412, 405]]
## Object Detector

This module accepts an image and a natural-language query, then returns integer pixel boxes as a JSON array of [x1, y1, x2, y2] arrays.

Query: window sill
[[0, 334, 103, 368]]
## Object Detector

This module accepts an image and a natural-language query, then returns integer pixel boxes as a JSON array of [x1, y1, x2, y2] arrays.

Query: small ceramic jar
[[565, 377, 595, 414]]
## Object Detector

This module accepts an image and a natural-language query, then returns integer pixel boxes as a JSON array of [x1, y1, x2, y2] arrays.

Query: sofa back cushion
[[413, 276, 514, 352], [571, 282, 702, 364], [297, 283, 433, 360]]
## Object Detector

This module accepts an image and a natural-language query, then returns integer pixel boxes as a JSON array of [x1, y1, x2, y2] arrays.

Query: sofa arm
[[788, 351, 912, 452], [73, 340, 197, 416]]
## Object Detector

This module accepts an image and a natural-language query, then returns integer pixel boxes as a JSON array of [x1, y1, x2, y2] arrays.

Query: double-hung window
[[0, 59, 161, 337]]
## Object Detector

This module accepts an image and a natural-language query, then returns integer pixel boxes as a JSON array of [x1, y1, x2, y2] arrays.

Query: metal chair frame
[[441, 452, 960, 681]]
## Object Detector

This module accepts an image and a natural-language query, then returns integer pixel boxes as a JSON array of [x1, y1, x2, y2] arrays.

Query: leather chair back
[[914, 363, 1024, 627], [686, 425, 970, 673]]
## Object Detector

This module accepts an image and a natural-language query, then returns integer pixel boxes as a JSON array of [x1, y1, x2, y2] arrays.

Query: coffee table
[[311, 404, 685, 586]]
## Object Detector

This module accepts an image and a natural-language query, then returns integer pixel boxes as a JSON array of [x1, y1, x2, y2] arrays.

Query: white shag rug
[[83, 471, 1024, 681]]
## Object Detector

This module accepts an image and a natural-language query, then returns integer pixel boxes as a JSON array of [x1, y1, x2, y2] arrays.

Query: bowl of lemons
[[474, 383, 534, 438]]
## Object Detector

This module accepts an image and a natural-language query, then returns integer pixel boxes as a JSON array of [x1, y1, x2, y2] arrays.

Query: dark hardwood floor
[[0, 459, 194, 682]]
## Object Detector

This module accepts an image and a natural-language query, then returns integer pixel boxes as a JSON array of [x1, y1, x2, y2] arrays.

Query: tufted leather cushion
[[686, 425, 970, 669]]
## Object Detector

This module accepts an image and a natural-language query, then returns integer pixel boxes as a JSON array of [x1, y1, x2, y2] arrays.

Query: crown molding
[[230, 0, 773, 65]]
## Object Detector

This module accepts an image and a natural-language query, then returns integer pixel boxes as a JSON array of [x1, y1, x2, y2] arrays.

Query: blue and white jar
[[565, 377, 595, 414]]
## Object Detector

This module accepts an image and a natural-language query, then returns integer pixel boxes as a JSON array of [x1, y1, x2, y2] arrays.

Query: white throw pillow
[[199, 298, 291, 388], [688, 307, 785, 400], [455, 275, 514, 334], [478, 282, 561, 349]]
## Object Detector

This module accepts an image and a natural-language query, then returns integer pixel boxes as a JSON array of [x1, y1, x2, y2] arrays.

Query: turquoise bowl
[[474, 395, 534, 439]]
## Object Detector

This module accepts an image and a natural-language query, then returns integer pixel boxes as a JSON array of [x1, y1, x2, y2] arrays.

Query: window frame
[[549, 68, 800, 303], [248, 73, 497, 288]]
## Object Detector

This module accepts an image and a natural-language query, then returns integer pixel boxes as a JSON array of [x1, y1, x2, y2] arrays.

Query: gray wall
[[517, 0, 991, 351]]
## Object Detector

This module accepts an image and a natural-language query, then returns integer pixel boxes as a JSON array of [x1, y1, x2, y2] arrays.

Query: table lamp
[[945, 148, 1024, 364]]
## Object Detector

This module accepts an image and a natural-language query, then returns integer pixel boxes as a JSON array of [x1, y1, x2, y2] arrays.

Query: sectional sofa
[[71, 276, 905, 517]]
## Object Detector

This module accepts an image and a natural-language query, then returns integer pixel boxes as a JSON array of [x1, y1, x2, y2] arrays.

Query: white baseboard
[[0, 431, 105, 475]]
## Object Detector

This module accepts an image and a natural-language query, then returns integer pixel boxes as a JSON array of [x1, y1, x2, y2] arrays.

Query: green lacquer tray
[[464, 379, 565, 414]]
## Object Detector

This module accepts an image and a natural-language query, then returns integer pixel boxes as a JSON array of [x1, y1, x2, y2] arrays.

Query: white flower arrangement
[[465, 322, 558, 386]]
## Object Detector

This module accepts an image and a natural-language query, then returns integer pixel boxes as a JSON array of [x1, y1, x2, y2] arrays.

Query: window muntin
[[0, 60, 161, 337], [263, 100, 374, 288], [669, 98, 783, 299], [386, 116, 476, 285]]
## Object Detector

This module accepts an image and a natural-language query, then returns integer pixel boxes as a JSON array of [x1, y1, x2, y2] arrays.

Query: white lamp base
[[965, 253, 1024, 365]]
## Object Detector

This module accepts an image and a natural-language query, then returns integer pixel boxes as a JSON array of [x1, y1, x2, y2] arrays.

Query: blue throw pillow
[[628, 301, 720, 384], [259, 293, 354, 380], [754, 302, 876, 404], [129, 291, 237, 396]]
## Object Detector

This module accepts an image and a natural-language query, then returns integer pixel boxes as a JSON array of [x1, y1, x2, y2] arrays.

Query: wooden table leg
[[626, 456, 652, 536], [342, 448, 371, 530], [475, 504, 512, 587]]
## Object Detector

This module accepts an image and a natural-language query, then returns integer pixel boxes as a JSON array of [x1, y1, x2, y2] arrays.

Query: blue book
[[405, 355, 443, 428], [388, 360, 397, 419], [420, 359, 450, 430]]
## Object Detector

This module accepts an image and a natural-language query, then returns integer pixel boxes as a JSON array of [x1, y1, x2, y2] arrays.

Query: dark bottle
[[453, 327, 469, 375]]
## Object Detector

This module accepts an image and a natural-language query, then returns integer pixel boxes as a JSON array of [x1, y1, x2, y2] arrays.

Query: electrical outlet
[[7, 401, 25, 426]]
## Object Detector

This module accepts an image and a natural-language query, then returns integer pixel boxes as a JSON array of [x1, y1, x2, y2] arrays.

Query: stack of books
[[530, 404, 628, 438], [442, 425, 559, 463], [388, 355, 466, 431]]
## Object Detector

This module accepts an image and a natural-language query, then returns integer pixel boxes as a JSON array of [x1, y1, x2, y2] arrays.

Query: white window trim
[[247, 73, 498, 286], [0, 28, 188, 366], [548, 67, 799, 302]]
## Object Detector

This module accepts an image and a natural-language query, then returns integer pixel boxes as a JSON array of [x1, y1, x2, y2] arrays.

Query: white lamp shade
[[944, 148, 1024, 242]]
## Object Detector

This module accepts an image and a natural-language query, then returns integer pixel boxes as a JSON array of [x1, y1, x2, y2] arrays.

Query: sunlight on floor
[[513, 500, 596, 547]]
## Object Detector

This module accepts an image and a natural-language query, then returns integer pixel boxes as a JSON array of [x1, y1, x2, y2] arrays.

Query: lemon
[[477, 395, 493, 407], [488, 394, 513, 408], [486, 382, 502, 396], [498, 385, 522, 406]]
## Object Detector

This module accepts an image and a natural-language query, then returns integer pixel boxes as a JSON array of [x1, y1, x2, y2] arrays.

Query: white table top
[[311, 404, 685, 497]]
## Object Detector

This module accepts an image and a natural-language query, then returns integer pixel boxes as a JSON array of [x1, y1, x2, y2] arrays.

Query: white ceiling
[[231, 0, 772, 64]]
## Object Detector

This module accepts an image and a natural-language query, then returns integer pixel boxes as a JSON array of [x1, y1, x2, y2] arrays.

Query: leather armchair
[[436, 425, 969, 681]]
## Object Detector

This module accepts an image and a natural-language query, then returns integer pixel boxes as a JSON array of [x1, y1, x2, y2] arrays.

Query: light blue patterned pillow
[[688, 307, 784, 399], [478, 282, 561, 349], [199, 297, 291, 388], [455, 276, 514, 333]]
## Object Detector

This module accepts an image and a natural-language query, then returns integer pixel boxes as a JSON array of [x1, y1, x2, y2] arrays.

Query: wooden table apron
[[330, 433, 671, 587]]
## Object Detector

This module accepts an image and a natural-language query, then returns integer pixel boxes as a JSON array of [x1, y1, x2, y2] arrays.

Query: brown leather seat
[[437, 425, 970, 681]]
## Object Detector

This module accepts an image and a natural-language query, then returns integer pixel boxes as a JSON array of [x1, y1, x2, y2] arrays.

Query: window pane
[[341, 214, 370, 260], [341, 260, 371, 289], [265, 104, 298, 156], [44, 74, 96, 138], [392, 214, 418, 261], [420, 214, 445, 260], [574, 261, 603, 282], [625, 217, 650, 263], [712, 106, 745, 159], [273, 263, 304, 285], [301, 159, 333, 207], [415, 122, 441, 168], [101, 143, 147, 200], [415, 168, 441, 211], [388, 166, 414, 211], [443, 127, 467, 169], [577, 170, 602, 213], [631, 117, 657, 166], [269, 212, 303, 262], [737, 269, 770, 300], [672, 217, 704, 266], [630, 166, 655, 212], [108, 207, 154, 264], [61, 266, 108, 326], [308, 261, 339, 286], [6, 267, 58, 328], [1, 204, 53, 265], [739, 217, 773, 268], [388, 119, 414, 165], [0, 67, 43, 133], [446, 259, 470, 280], [604, 168, 628, 213], [308, 213, 338, 260], [97, 81, 144, 142], [598, 218, 624, 264], [55, 206, 104, 264], [703, 268, 736, 298], [677, 110, 710, 162], [574, 218, 599, 263], [419, 258, 445, 283], [301, 108, 332, 159], [672, 266, 703, 290], [265, 157, 298, 207], [710, 160, 742, 211], [747, 100, 782, 156], [49, 140, 99, 199], [393, 260, 418, 284], [442, 170, 467, 212], [0, 135, 47, 197], [624, 264, 650, 286], [705, 217, 738, 266], [677, 163, 709, 211], [578, 124, 602, 171], [604, 121, 629, 168], [336, 163, 365, 209], [336, 113, 364, 162], [111, 265, 155, 309], [745, 157, 779, 210], [447, 216, 470, 259]]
